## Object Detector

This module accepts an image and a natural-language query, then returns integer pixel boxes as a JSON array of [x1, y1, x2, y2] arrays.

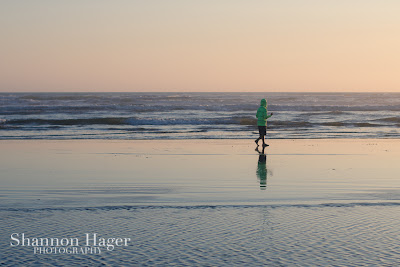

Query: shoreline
[[1, 137, 400, 140]]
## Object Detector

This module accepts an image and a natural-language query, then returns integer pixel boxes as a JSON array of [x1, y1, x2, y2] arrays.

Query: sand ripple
[[1, 205, 400, 266]]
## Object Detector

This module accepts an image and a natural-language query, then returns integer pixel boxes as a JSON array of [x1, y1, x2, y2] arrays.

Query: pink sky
[[1, 1, 400, 92]]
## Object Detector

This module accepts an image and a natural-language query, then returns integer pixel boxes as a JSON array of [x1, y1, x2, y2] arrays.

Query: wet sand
[[1, 139, 400, 265], [1, 139, 400, 207]]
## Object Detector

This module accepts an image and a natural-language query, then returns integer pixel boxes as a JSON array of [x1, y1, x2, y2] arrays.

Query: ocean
[[1, 92, 399, 139]]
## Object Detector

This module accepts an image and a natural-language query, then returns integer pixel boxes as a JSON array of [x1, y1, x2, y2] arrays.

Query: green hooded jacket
[[256, 99, 272, 126]]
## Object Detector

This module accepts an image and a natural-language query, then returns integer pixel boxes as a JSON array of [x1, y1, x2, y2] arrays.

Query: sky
[[1, 0, 400, 92]]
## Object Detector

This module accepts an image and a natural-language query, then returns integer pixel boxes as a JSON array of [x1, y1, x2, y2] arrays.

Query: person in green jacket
[[255, 98, 273, 147]]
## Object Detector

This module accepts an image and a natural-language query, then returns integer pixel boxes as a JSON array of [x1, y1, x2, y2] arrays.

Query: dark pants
[[258, 126, 266, 136]]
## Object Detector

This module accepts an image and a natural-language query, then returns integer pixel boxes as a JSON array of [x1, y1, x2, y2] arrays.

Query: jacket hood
[[260, 99, 267, 107]]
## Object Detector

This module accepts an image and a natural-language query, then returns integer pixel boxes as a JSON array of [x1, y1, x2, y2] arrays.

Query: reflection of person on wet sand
[[256, 146, 268, 190]]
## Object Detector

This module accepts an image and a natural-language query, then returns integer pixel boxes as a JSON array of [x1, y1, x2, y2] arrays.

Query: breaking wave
[[1, 92, 400, 139]]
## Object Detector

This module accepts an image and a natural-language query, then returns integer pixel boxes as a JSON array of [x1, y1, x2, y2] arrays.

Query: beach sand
[[1, 139, 400, 265]]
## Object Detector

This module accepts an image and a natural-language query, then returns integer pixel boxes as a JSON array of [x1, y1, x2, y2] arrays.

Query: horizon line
[[1, 91, 400, 94]]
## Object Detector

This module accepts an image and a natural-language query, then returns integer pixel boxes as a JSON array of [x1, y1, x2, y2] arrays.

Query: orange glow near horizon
[[1, 1, 400, 92]]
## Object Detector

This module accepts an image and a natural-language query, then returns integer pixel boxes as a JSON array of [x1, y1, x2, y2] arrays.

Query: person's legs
[[256, 126, 262, 145], [256, 126, 268, 146], [262, 126, 268, 147]]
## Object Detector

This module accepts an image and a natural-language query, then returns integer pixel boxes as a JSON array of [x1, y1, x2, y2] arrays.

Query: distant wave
[[1, 117, 391, 129], [319, 122, 382, 127], [1, 92, 399, 139], [300, 110, 350, 116], [353, 122, 382, 127], [269, 104, 400, 112], [1, 116, 258, 126], [271, 121, 314, 128], [18, 94, 107, 101], [375, 117, 400, 123], [320, 122, 346, 127], [6, 117, 128, 126]]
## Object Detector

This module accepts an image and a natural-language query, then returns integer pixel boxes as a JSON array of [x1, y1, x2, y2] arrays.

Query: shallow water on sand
[[2, 206, 400, 266], [1, 139, 400, 208], [1, 140, 400, 266]]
